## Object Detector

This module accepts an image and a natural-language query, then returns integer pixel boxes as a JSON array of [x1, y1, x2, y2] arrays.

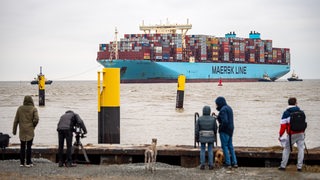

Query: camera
[[75, 125, 86, 138], [72, 123, 90, 163], [73, 122, 86, 135], [73, 124, 86, 147]]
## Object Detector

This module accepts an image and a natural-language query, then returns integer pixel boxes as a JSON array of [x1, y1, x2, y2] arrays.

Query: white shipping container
[[155, 47, 162, 53]]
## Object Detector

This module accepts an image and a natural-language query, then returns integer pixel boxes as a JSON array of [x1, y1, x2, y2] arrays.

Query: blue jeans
[[200, 142, 213, 166], [220, 132, 237, 166]]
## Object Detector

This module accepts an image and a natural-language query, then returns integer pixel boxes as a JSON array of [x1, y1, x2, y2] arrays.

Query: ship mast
[[110, 27, 119, 61], [139, 19, 192, 48]]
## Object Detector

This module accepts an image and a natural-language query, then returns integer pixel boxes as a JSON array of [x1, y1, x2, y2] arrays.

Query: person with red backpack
[[278, 97, 307, 172]]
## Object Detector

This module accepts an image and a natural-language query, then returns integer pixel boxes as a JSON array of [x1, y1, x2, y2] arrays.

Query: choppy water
[[1, 80, 319, 148]]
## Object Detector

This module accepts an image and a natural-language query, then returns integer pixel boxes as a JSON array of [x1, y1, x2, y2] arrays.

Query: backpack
[[290, 110, 307, 132], [0, 133, 10, 149]]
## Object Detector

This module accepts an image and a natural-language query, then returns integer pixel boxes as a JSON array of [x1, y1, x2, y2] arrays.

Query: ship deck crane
[[139, 19, 192, 49]]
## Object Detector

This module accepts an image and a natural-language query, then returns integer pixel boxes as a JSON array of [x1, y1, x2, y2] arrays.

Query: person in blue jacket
[[195, 106, 217, 170], [215, 96, 238, 169]]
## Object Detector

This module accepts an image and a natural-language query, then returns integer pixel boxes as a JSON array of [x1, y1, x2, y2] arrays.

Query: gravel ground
[[0, 159, 319, 180]]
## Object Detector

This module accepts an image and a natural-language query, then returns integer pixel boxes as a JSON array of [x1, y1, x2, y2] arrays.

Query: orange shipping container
[[249, 58, 255, 63], [176, 48, 183, 52], [212, 51, 219, 55], [144, 56, 150, 60], [233, 50, 240, 54], [211, 38, 219, 44]]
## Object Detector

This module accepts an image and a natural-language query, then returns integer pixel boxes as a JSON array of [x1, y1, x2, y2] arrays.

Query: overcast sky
[[0, 0, 319, 81]]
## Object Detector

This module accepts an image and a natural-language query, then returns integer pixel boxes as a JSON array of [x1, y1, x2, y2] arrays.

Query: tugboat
[[258, 73, 273, 82], [287, 70, 303, 81]]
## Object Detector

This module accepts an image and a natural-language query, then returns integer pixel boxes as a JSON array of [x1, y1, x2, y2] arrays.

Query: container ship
[[96, 21, 290, 83]]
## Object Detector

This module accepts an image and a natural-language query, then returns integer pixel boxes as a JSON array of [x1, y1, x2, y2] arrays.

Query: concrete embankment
[[1, 144, 320, 168]]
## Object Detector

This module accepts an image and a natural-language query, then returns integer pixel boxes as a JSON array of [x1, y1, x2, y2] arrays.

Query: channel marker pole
[[38, 67, 45, 106], [176, 74, 186, 109], [98, 68, 120, 144]]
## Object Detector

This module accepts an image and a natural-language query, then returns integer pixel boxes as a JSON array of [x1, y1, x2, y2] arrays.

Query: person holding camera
[[57, 110, 87, 167]]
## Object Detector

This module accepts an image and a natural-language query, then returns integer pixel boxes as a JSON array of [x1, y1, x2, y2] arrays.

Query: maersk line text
[[212, 66, 247, 74]]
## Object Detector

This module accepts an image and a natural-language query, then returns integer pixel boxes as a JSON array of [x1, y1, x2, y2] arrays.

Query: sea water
[[1, 80, 319, 148]]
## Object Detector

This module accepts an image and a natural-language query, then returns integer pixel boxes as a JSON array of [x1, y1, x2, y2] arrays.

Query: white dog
[[144, 138, 157, 172]]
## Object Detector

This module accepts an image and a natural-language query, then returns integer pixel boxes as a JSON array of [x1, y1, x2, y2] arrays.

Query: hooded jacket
[[215, 96, 234, 136], [195, 106, 217, 143], [57, 110, 87, 134], [13, 96, 39, 141], [279, 106, 304, 136]]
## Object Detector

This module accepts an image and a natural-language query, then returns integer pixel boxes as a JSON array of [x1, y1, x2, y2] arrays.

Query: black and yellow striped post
[[38, 67, 45, 106], [176, 74, 186, 109], [98, 68, 120, 144]]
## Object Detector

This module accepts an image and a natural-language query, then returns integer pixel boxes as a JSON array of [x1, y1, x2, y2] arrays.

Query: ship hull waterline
[[98, 59, 290, 83]]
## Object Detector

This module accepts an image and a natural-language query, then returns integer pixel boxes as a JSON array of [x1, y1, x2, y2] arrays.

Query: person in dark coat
[[13, 95, 39, 167], [57, 110, 87, 167], [195, 106, 217, 170], [215, 96, 238, 168]]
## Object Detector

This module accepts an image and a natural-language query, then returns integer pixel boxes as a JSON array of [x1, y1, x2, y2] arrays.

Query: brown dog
[[214, 148, 224, 167], [145, 138, 157, 172]]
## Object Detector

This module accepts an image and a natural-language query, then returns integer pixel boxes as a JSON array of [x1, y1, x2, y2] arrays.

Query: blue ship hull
[[98, 59, 290, 83]]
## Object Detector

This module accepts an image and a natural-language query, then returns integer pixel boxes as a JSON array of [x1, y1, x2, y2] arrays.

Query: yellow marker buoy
[[98, 68, 120, 144], [176, 74, 186, 109], [38, 67, 46, 106]]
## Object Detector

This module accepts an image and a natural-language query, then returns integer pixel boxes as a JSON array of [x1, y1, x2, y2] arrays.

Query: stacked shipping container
[[97, 32, 290, 65]]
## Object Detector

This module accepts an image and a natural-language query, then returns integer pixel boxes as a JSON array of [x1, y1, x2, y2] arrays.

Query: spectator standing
[[215, 96, 238, 169], [195, 106, 217, 170], [278, 97, 306, 172], [13, 95, 39, 167]]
